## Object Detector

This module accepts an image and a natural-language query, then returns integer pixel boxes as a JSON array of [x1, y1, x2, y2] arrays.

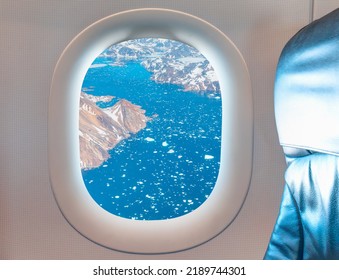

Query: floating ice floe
[[144, 137, 155, 142], [162, 141, 168, 147], [145, 194, 154, 200], [167, 149, 175, 154], [204, 155, 214, 160], [89, 63, 107, 68]]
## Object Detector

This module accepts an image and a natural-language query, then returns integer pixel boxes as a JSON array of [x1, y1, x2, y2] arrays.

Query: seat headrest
[[275, 8, 339, 157]]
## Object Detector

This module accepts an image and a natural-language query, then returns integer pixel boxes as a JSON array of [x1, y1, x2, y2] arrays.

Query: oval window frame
[[49, 8, 253, 253]]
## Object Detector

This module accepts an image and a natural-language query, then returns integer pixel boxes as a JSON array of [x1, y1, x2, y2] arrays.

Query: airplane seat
[[264, 8, 339, 259]]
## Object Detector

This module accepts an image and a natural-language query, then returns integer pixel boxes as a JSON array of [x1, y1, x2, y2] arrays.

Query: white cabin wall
[[314, 0, 339, 18], [1, 0, 335, 259]]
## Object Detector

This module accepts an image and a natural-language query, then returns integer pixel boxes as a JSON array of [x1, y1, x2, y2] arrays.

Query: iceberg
[[204, 155, 214, 160], [145, 137, 155, 142], [162, 141, 169, 147]]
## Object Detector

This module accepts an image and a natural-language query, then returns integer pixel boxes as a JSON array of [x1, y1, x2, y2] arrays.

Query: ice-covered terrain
[[79, 38, 222, 219], [101, 38, 220, 97]]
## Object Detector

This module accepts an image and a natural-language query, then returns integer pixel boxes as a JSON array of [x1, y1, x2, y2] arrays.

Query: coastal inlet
[[79, 38, 222, 220]]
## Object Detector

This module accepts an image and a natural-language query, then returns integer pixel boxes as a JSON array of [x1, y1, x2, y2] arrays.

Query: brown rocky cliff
[[79, 93, 150, 169]]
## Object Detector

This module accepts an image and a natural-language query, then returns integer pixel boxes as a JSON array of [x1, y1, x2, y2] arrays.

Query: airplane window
[[49, 8, 252, 253], [79, 38, 221, 220]]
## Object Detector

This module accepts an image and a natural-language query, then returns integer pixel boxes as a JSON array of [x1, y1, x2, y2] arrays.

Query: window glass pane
[[79, 38, 221, 220]]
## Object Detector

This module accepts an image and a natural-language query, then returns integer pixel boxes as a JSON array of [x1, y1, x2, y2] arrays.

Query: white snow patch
[[178, 57, 205, 63]]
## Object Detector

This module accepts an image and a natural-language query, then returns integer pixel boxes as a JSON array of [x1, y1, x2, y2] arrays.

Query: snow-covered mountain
[[79, 92, 150, 169], [141, 57, 220, 97], [80, 39, 220, 169], [101, 38, 220, 97], [102, 38, 185, 61]]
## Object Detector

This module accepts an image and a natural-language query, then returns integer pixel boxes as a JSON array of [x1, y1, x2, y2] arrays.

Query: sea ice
[[162, 141, 169, 147], [204, 155, 214, 160], [167, 149, 175, 154], [89, 63, 107, 68], [144, 137, 155, 142]]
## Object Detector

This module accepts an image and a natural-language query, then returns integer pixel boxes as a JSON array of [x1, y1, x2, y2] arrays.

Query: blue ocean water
[[81, 57, 222, 220]]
